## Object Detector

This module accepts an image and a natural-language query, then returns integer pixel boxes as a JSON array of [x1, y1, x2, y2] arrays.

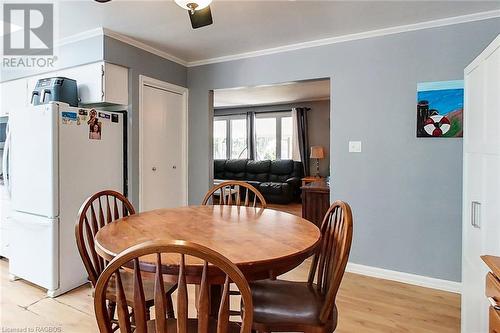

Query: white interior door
[[141, 84, 187, 211], [462, 35, 500, 333]]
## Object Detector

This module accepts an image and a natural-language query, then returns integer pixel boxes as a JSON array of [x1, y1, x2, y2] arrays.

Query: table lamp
[[310, 146, 325, 178]]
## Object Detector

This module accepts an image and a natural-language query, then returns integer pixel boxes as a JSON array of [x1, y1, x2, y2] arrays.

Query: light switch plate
[[349, 141, 362, 153]]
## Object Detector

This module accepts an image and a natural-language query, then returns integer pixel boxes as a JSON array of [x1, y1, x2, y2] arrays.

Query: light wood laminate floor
[[0, 256, 459, 332], [0, 201, 459, 332]]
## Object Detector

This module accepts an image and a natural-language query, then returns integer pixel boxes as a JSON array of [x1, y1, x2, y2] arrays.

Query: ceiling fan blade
[[189, 6, 213, 29]]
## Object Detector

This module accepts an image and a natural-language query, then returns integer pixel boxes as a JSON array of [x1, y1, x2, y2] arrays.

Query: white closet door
[[461, 152, 488, 333], [462, 35, 500, 333], [141, 85, 186, 211]]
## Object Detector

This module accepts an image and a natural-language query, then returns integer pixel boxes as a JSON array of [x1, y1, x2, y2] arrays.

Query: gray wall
[[187, 18, 500, 282], [215, 99, 331, 176], [103, 36, 187, 207]]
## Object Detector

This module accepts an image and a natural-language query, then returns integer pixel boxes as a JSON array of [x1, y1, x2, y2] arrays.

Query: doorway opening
[[210, 78, 331, 217]]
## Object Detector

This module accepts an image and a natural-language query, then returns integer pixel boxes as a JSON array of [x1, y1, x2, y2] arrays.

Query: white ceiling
[[214, 79, 330, 108], [56, 1, 500, 63]]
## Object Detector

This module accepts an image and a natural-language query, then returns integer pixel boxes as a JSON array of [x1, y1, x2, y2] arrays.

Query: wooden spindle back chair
[[202, 181, 267, 208], [94, 240, 254, 333], [307, 200, 353, 323], [75, 190, 136, 286], [202, 181, 266, 318], [76, 190, 177, 328]]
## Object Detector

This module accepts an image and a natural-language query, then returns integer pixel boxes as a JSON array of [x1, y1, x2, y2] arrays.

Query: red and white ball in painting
[[423, 115, 451, 137]]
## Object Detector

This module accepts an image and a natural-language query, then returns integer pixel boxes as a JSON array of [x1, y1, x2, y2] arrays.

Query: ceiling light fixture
[[174, 0, 212, 14]]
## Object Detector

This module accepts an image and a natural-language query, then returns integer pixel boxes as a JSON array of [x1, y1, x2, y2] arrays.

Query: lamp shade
[[310, 146, 325, 159]]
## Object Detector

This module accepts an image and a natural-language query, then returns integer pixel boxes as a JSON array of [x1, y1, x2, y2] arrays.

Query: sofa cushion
[[225, 159, 248, 173], [246, 173, 268, 182], [246, 160, 270, 182], [214, 159, 227, 172], [269, 173, 292, 183], [215, 171, 226, 180], [247, 160, 271, 173], [246, 180, 261, 189], [214, 159, 227, 179], [259, 182, 289, 195], [224, 171, 246, 180], [270, 160, 294, 175]]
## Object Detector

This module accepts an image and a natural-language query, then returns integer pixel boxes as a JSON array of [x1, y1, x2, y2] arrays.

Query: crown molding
[[102, 28, 188, 67], [55, 27, 104, 47], [187, 9, 500, 67], [53, 27, 188, 67], [53, 9, 500, 69]]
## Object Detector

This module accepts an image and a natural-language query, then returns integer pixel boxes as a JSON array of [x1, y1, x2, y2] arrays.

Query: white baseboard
[[346, 263, 462, 294]]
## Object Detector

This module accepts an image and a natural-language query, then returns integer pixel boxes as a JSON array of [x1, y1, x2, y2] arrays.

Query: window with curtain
[[214, 111, 292, 160]]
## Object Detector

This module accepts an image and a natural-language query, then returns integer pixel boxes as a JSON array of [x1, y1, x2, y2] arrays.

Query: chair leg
[[166, 294, 175, 318], [146, 306, 151, 321]]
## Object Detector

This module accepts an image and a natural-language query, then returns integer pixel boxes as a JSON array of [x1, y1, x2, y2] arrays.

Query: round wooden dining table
[[94, 205, 321, 284]]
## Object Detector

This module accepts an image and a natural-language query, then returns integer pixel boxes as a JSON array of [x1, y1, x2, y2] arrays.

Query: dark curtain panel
[[247, 112, 255, 159], [296, 107, 310, 176]]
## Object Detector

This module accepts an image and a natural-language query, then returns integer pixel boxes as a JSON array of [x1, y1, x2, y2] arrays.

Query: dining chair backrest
[[202, 181, 267, 208], [75, 190, 136, 286], [94, 240, 254, 333], [307, 200, 353, 324]]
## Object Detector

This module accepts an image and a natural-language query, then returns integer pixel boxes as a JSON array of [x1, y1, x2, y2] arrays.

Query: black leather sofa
[[214, 159, 303, 204]]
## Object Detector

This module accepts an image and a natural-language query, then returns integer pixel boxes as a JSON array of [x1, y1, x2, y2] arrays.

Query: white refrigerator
[[8, 102, 126, 297]]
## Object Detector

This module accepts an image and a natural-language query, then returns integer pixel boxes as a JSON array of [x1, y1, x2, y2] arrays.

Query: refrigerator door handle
[[2, 122, 11, 197]]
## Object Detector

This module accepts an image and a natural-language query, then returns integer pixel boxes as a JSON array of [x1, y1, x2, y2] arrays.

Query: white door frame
[[138, 75, 189, 211]]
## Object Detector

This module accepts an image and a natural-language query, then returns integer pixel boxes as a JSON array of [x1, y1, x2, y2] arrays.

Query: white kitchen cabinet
[[101, 62, 129, 105], [25, 62, 128, 106], [62, 62, 128, 106], [462, 34, 500, 333]]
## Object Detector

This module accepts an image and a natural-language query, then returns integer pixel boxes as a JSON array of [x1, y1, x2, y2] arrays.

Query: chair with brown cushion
[[94, 240, 254, 333], [75, 190, 177, 326], [250, 200, 353, 333], [202, 181, 267, 208]]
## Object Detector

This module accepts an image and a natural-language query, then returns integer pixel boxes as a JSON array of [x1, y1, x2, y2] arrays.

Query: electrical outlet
[[349, 141, 362, 153]]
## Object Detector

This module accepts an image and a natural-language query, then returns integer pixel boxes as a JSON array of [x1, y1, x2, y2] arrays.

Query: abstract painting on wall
[[416, 80, 464, 138]]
